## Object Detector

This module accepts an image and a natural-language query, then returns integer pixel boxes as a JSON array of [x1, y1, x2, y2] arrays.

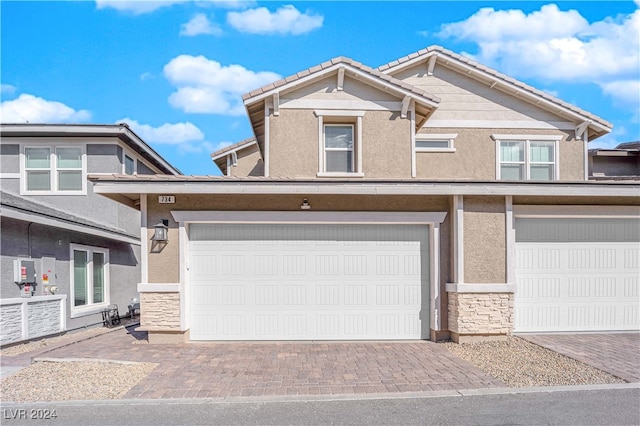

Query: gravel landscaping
[[1, 360, 157, 402], [441, 336, 625, 387]]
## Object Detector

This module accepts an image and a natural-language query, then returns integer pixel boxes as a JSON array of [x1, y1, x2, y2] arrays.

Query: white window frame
[[492, 134, 561, 181], [415, 133, 457, 153], [315, 110, 365, 178], [70, 244, 110, 318], [21, 144, 87, 195], [123, 151, 137, 175]]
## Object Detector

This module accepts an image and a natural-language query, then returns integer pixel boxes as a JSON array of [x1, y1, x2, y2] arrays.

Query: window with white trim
[[315, 110, 364, 177], [23, 146, 85, 194], [493, 135, 560, 181], [415, 133, 457, 152], [324, 124, 354, 173], [124, 154, 135, 175], [70, 244, 109, 317]]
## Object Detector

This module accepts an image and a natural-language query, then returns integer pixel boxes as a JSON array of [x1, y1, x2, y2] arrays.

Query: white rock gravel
[[441, 336, 625, 387], [1, 360, 157, 403]]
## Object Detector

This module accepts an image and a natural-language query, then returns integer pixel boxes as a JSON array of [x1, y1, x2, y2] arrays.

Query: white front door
[[188, 224, 429, 340], [514, 218, 640, 332]]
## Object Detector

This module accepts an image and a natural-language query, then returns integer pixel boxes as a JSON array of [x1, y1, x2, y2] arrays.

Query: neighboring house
[[0, 124, 180, 345], [91, 46, 640, 344], [589, 142, 640, 180]]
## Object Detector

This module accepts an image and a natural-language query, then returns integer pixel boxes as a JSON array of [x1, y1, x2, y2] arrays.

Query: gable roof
[[242, 57, 442, 159], [378, 45, 612, 140], [0, 123, 182, 175], [210, 137, 258, 175], [211, 137, 257, 161]]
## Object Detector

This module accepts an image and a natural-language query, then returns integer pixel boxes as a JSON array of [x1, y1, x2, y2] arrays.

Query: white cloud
[[117, 118, 204, 145], [1, 84, 16, 95], [163, 55, 281, 115], [180, 13, 222, 36], [0, 94, 91, 123], [95, 0, 187, 15], [195, 0, 255, 9], [227, 5, 323, 35], [601, 80, 640, 106], [140, 72, 154, 81], [438, 4, 640, 105]]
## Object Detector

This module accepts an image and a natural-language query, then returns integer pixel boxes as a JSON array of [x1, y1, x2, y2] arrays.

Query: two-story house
[[90, 46, 640, 344], [0, 123, 180, 345]]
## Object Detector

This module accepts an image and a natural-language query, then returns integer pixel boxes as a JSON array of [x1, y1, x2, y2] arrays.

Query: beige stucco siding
[[269, 109, 414, 178], [228, 144, 264, 177], [415, 128, 580, 181], [362, 111, 412, 178], [269, 110, 318, 177], [463, 196, 506, 283]]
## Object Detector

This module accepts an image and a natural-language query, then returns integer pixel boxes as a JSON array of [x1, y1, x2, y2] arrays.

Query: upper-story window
[[315, 110, 364, 177], [415, 133, 457, 153], [325, 125, 354, 173], [493, 135, 561, 181], [23, 146, 85, 194], [124, 154, 135, 175]]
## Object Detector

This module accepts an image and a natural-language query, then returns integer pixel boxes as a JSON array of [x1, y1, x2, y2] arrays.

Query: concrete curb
[[3, 382, 638, 407]]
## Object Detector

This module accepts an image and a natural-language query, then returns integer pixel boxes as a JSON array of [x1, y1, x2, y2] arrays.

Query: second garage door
[[188, 224, 429, 340], [514, 218, 640, 332]]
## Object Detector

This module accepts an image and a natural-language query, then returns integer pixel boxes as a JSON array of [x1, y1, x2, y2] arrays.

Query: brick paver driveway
[[40, 326, 505, 399], [519, 333, 640, 383]]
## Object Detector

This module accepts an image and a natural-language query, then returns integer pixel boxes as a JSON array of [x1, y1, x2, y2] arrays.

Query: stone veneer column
[[446, 285, 514, 343]]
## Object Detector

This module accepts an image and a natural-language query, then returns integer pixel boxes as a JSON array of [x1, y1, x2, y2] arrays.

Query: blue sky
[[2, 1, 639, 175]]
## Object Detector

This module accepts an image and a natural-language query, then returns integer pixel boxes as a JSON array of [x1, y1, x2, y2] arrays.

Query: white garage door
[[188, 224, 429, 340], [515, 218, 640, 332]]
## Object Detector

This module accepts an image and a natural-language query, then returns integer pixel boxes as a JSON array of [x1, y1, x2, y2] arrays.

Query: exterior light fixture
[[301, 199, 311, 210], [151, 220, 169, 242]]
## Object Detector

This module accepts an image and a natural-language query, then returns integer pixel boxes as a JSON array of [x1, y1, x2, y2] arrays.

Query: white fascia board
[[513, 205, 640, 218], [172, 210, 447, 225], [1, 207, 141, 245], [210, 140, 257, 162], [244, 63, 439, 110], [93, 181, 640, 198]]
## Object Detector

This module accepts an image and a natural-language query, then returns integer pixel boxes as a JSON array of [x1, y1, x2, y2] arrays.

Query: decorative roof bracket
[[427, 54, 437, 76], [401, 96, 411, 119], [337, 67, 345, 91], [272, 92, 279, 116], [575, 120, 592, 140]]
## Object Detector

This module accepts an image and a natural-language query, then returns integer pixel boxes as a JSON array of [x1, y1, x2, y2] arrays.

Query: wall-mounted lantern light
[[151, 220, 169, 242], [301, 199, 311, 210]]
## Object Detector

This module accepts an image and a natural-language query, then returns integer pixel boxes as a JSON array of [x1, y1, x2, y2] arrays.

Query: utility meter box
[[14, 259, 36, 284]]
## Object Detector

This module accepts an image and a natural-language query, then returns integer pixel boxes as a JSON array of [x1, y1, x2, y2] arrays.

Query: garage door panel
[[515, 218, 640, 332], [188, 224, 429, 340]]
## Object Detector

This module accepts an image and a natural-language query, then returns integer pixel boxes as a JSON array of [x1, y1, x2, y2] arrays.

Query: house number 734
[[158, 195, 175, 204]]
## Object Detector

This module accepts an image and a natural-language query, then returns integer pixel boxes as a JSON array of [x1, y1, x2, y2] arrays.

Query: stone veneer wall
[[140, 292, 181, 330], [448, 292, 513, 337], [0, 304, 23, 345], [27, 299, 61, 339]]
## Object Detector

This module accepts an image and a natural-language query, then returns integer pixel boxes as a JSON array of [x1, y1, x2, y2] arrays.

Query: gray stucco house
[[0, 123, 180, 345]]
